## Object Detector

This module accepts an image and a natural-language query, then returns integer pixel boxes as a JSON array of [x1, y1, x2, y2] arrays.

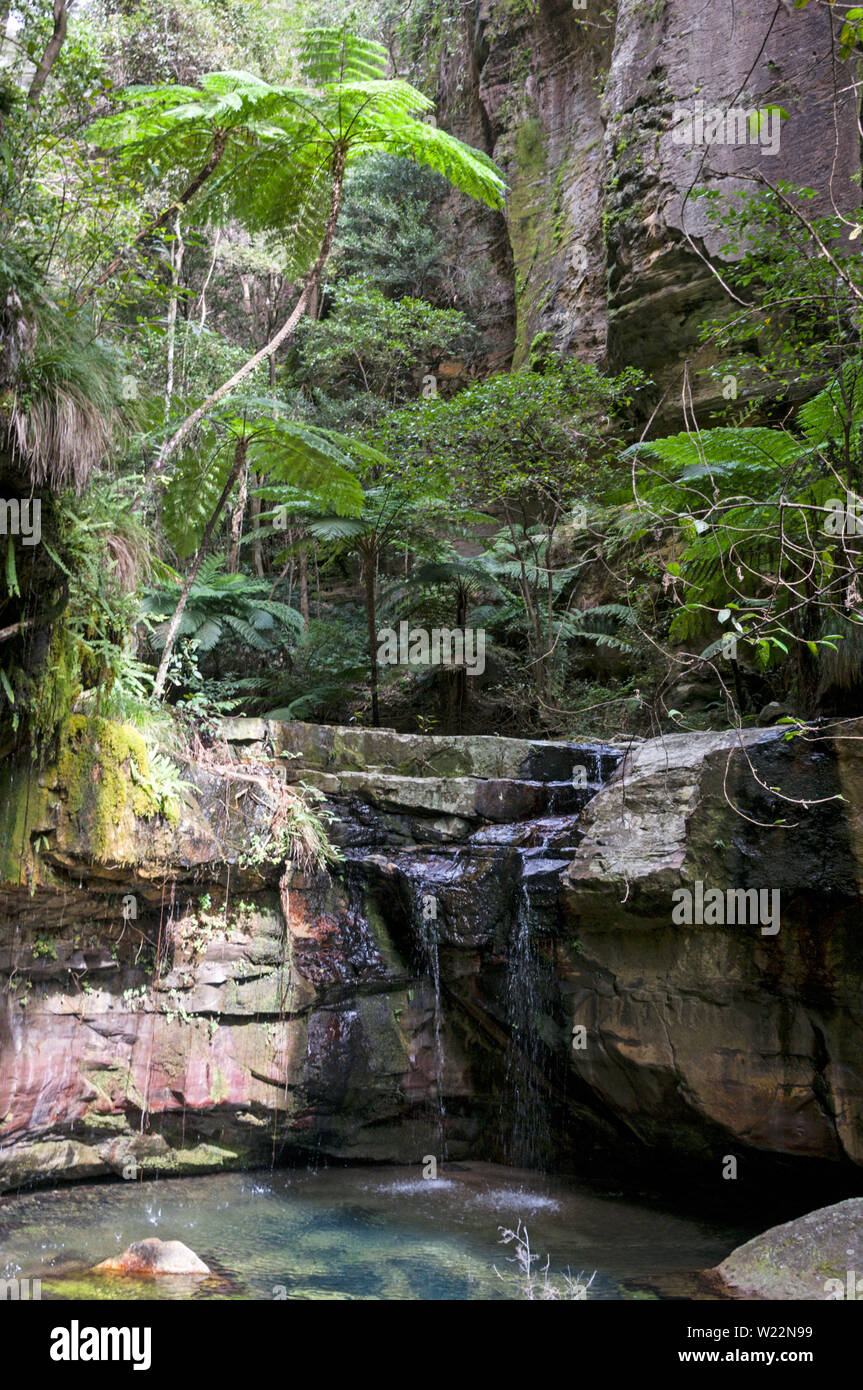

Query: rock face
[[94, 1238, 210, 1277], [560, 723, 863, 1168], [0, 717, 618, 1187], [1, 716, 862, 1191], [426, 0, 858, 414], [714, 1198, 863, 1299]]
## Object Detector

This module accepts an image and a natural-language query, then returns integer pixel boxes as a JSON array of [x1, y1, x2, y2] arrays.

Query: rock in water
[[94, 1238, 210, 1276], [714, 1198, 863, 1299]]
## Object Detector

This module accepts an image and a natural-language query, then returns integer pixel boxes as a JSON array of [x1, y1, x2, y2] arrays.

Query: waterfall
[[501, 841, 558, 1171], [326, 737, 624, 1173], [416, 890, 448, 1162]]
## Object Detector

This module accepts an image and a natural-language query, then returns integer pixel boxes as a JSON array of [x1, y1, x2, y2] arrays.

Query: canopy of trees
[[2, 0, 862, 767]]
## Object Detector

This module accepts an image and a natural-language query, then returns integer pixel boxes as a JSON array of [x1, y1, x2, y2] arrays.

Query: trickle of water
[[413, 883, 448, 1163], [499, 806, 576, 1173], [502, 879, 552, 1170]]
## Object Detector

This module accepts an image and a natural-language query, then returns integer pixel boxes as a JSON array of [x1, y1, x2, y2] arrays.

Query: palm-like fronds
[[162, 414, 364, 559], [88, 28, 505, 283], [142, 556, 303, 657], [628, 402, 863, 663]]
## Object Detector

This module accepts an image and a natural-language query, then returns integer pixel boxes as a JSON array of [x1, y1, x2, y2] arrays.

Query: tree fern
[[162, 412, 364, 559], [88, 28, 504, 289]]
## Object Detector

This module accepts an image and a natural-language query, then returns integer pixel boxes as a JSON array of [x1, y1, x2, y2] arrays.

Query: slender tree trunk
[[152, 436, 248, 699], [455, 580, 468, 731], [361, 540, 380, 726], [249, 468, 264, 577], [285, 529, 295, 608], [164, 212, 184, 418], [227, 456, 248, 573], [147, 143, 347, 482], [545, 522, 555, 706], [77, 131, 229, 307], [503, 504, 543, 693], [27, 0, 68, 108], [298, 545, 309, 625]]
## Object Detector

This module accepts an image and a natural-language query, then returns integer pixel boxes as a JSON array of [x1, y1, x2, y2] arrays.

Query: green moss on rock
[[56, 715, 165, 862]]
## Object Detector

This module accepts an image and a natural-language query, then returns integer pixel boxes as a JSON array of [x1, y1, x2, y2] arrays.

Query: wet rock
[[714, 1199, 863, 1300], [93, 1238, 210, 1276], [3, 716, 862, 1189], [560, 722, 863, 1166], [263, 721, 617, 786], [759, 702, 792, 724]]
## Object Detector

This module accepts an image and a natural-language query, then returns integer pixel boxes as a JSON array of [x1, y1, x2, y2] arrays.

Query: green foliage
[[696, 182, 863, 397], [376, 359, 645, 505], [161, 406, 365, 558], [291, 275, 474, 423], [628, 386, 863, 685], [335, 153, 484, 304], [142, 556, 304, 674], [89, 26, 504, 284]]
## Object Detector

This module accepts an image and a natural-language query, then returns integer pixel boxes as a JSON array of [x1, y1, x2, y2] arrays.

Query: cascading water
[[497, 816, 584, 1170], [503, 880, 549, 1169], [415, 885, 448, 1161], [329, 739, 623, 1170]]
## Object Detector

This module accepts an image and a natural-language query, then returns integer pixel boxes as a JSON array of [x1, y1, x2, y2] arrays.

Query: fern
[[162, 412, 364, 559], [142, 561, 303, 667], [88, 27, 505, 289]]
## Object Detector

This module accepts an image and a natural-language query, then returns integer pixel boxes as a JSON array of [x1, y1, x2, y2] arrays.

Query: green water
[[0, 1163, 755, 1300]]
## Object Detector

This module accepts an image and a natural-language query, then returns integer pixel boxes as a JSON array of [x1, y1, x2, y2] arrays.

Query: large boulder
[[560, 722, 863, 1167], [714, 1199, 863, 1299]]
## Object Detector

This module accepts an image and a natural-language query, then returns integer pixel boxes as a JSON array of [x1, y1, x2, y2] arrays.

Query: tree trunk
[[147, 143, 348, 482], [27, 0, 68, 108], [227, 454, 248, 573], [164, 212, 184, 418], [299, 545, 309, 625], [152, 436, 248, 699], [249, 468, 264, 577], [77, 131, 229, 306], [361, 541, 380, 727]]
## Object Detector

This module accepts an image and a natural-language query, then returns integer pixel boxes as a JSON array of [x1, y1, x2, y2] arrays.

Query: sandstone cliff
[[1, 716, 860, 1191], [421, 0, 858, 415]]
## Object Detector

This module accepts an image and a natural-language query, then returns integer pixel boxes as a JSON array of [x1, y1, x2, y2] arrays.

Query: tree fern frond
[[296, 27, 389, 84]]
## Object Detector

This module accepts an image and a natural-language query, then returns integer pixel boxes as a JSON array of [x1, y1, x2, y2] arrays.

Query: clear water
[[0, 1163, 756, 1301]]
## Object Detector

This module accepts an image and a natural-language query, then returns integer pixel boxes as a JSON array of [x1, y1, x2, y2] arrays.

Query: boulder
[[93, 1238, 210, 1277], [714, 1198, 863, 1299], [560, 722, 863, 1166]]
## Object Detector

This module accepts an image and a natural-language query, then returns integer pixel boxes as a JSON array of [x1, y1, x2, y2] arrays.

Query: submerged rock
[[714, 1199, 863, 1300], [93, 1238, 210, 1277]]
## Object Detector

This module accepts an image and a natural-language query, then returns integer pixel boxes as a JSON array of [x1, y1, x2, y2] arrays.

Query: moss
[[508, 118, 549, 363], [529, 331, 554, 371], [56, 715, 162, 862], [0, 764, 51, 887], [30, 625, 81, 759], [515, 117, 545, 175]]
